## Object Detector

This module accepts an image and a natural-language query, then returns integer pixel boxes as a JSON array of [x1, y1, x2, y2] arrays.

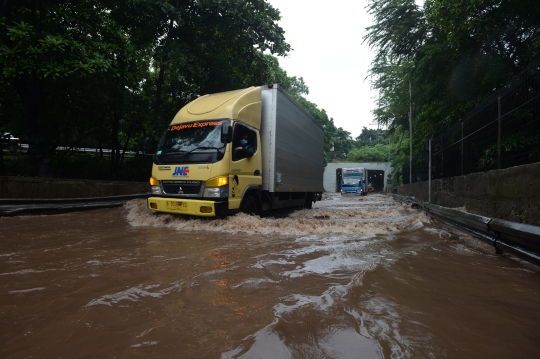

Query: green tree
[[347, 143, 390, 162], [354, 126, 388, 147], [330, 127, 355, 161], [1, 0, 291, 177], [364, 0, 540, 172], [150, 1, 290, 129]]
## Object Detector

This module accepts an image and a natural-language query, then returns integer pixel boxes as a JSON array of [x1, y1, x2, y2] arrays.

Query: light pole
[[408, 80, 412, 185]]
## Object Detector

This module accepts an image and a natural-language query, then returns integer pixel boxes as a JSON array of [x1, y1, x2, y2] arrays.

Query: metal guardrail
[[392, 194, 540, 266], [0, 193, 150, 217]]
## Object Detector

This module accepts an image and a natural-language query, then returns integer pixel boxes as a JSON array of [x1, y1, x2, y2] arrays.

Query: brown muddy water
[[1, 194, 539, 359]]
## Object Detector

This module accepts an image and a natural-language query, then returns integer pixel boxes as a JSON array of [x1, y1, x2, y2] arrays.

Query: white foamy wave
[[131, 341, 158, 348], [125, 195, 430, 236], [0, 269, 46, 276], [86, 281, 183, 307], [9, 287, 45, 294], [232, 278, 278, 289], [424, 227, 452, 238], [252, 258, 296, 269]]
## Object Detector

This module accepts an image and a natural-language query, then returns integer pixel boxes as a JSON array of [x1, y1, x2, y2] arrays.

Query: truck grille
[[161, 180, 202, 195]]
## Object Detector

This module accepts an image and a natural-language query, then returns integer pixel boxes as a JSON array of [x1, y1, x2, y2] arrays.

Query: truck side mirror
[[221, 123, 232, 143]]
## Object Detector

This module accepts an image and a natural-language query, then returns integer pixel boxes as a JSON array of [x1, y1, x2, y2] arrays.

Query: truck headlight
[[203, 187, 229, 198], [203, 176, 229, 198], [150, 177, 163, 194]]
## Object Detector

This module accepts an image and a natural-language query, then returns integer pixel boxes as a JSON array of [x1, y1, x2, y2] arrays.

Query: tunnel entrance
[[367, 170, 385, 192]]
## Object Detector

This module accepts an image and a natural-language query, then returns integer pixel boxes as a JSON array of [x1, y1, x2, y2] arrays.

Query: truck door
[[229, 123, 262, 209]]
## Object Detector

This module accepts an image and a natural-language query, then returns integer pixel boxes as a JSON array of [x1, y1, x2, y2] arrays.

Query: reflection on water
[[1, 194, 539, 359]]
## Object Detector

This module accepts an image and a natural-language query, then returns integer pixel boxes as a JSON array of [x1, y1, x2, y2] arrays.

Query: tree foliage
[[364, 0, 540, 171], [0, 0, 291, 177], [347, 143, 390, 163]]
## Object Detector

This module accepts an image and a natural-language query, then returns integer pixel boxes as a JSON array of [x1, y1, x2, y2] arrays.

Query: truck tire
[[304, 193, 313, 209], [240, 196, 259, 216]]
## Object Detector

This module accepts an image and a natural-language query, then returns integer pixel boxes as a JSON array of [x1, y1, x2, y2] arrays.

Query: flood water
[[1, 194, 539, 359]]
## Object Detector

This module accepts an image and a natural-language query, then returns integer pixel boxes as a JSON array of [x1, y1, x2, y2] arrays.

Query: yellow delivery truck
[[147, 84, 324, 217]]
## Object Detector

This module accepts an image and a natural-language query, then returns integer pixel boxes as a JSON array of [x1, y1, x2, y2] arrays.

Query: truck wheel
[[304, 193, 313, 209], [240, 196, 259, 215]]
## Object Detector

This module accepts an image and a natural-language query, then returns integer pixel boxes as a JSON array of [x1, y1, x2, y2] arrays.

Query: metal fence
[[1, 142, 153, 181], [402, 57, 540, 184]]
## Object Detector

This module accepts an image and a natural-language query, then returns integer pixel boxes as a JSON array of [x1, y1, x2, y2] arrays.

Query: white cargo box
[[260, 85, 325, 193]]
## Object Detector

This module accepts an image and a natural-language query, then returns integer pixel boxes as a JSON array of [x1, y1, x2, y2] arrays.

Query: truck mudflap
[[147, 197, 228, 217]]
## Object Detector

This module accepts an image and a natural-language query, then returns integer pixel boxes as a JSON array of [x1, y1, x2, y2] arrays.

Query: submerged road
[[1, 194, 539, 358]]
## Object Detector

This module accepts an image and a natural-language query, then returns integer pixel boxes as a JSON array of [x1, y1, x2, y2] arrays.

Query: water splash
[[125, 194, 431, 236]]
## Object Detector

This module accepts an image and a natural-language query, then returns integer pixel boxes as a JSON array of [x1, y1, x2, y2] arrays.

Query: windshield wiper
[[182, 145, 226, 157], [157, 144, 225, 156]]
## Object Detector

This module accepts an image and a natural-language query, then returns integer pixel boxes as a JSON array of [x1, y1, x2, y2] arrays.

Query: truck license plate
[[166, 201, 188, 211]]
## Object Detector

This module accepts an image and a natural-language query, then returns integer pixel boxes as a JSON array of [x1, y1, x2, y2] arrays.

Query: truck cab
[[148, 87, 263, 217]]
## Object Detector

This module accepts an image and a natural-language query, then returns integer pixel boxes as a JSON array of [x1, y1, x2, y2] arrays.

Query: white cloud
[[267, 0, 379, 138]]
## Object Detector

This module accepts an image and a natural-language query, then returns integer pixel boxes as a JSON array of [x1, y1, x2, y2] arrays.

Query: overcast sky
[[266, 0, 378, 138]]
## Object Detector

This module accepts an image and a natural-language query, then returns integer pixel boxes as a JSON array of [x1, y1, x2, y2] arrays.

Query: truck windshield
[[342, 176, 362, 186], [154, 120, 229, 164]]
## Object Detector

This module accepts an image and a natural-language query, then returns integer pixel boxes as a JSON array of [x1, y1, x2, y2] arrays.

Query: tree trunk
[[110, 110, 120, 179], [155, 64, 165, 115], [0, 136, 4, 175], [14, 76, 55, 178]]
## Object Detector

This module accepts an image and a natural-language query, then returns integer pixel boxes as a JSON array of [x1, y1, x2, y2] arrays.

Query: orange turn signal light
[[200, 206, 212, 213]]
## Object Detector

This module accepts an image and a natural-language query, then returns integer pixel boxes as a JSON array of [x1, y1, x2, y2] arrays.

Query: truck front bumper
[[341, 191, 363, 197], [147, 197, 228, 217]]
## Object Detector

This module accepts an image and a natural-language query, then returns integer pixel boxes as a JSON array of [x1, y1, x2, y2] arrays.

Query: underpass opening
[[367, 170, 384, 192]]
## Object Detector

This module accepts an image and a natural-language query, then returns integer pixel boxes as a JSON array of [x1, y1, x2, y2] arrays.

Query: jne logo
[[172, 166, 189, 177]]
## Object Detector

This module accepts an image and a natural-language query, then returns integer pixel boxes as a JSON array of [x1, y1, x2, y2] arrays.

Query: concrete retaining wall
[[396, 163, 540, 226], [0, 176, 150, 199]]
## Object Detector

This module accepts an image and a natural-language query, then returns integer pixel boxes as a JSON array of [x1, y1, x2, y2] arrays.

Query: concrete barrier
[[0, 176, 150, 199], [395, 163, 540, 226]]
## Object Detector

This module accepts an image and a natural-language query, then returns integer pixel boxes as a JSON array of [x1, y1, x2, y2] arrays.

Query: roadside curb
[[0, 193, 149, 217]]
